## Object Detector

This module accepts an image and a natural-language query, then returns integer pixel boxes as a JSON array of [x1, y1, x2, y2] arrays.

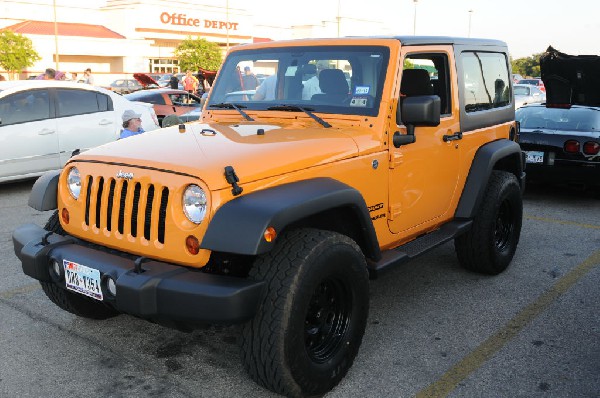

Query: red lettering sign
[[160, 12, 238, 30]]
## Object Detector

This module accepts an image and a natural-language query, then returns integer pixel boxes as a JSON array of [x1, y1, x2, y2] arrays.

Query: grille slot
[[82, 175, 170, 244]]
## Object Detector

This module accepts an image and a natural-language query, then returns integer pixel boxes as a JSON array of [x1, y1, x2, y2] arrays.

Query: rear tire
[[455, 171, 522, 274], [40, 211, 118, 320], [241, 229, 369, 397]]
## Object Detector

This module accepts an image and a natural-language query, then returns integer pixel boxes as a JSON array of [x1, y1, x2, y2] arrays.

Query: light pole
[[337, 0, 341, 38], [413, 0, 418, 35], [468, 9, 473, 37], [53, 0, 59, 71]]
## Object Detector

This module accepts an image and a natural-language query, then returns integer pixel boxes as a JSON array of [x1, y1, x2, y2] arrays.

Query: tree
[[0, 31, 41, 80], [174, 37, 222, 72], [511, 52, 544, 78]]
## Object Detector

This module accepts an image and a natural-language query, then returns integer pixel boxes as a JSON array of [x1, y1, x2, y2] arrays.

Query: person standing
[[169, 74, 179, 89], [120, 110, 145, 139], [242, 66, 259, 90], [83, 68, 94, 84], [182, 70, 198, 95]]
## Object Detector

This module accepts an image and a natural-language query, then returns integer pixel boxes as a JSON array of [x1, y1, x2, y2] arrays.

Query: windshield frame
[[207, 45, 391, 117]]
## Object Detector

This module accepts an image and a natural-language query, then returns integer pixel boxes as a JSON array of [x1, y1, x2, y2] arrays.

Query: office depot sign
[[160, 12, 239, 31]]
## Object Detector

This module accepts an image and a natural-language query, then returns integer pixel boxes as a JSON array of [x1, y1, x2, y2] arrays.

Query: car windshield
[[516, 106, 600, 131], [207, 45, 390, 117], [514, 86, 530, 96]]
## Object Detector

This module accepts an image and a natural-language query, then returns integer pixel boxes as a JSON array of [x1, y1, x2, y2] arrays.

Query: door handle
[[99, 119, 113, 125], [38, 129, 55, 135], [443, 132, 463, 142]]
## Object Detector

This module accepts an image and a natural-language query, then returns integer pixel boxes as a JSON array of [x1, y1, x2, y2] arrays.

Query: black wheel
[[241, 229, 369, 397], [455, 171, 523, 274], [40, 211, 118, 320]]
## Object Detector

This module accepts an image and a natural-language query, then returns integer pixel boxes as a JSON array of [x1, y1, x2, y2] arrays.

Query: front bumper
[[13, 223, 264, 324]]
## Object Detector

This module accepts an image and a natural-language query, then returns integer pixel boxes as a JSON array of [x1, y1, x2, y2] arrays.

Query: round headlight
[[67, 167, 81, 199], [183, 185, 207, 224]]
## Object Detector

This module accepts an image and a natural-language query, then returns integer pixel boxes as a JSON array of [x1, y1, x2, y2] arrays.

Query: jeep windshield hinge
[[224, 166, 243, 196]]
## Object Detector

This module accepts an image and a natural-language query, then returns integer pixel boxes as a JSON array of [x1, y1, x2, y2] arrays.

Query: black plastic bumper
[[12, 223, 264, 324]]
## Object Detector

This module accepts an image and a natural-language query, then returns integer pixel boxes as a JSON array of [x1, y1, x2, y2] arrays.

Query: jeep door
[[388, 48, 461, 234], [54, 88, 118, 166], [0, 88, 59, 181]]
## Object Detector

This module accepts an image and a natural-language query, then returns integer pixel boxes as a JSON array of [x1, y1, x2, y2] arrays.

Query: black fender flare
[[201, 178, 381, 260], [28, 170, 60, 211], [455, 139, 525, 219]]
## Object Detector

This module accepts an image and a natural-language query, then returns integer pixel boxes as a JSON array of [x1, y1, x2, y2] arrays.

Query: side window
[[96, 93, 112, 112], [56, 89, 103, 117], [0, 89, 50, 125], [462, 52, 510, 112], [403, 53, 452, 115]]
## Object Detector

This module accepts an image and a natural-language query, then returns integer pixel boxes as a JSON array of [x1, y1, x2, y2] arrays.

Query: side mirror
[[393, 95, 441, 147]]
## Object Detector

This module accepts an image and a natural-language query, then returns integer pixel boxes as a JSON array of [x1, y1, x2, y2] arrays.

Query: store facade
[[0, 0, 258, 85]]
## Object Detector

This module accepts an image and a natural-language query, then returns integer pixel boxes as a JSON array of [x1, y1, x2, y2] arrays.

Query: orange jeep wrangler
[[13, 37, 524, 397]]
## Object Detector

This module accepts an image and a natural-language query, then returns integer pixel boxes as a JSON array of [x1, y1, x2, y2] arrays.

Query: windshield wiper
[[209, 103, 254, 121], [266, 105, 331, 128]]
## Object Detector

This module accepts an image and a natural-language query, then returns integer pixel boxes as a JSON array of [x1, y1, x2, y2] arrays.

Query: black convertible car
[[516, 104, 599, 186]]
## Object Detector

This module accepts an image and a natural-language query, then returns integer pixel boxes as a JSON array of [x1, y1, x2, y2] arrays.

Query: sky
[[52, 0, 600, 59]]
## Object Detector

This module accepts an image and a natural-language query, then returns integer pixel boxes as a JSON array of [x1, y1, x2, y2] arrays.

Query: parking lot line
[[525, 214, 600, 230], [0, 282, 39, 300], [415, 249, 600, 398]]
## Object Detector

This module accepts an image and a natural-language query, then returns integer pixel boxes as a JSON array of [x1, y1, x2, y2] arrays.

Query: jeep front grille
[[83, 175, 169, 244]]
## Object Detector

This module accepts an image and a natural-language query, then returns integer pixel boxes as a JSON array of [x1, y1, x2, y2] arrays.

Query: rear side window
[[0, 89, 51, 125], [56, 89, 112, 117], [462, 52, 511, 112]]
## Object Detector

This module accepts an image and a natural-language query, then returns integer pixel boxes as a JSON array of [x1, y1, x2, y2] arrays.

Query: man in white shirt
[[254, 74, 277, 101], [302, 60, 330, 100]]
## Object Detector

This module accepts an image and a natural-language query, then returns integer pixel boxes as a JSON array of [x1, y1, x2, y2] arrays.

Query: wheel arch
[[455, 139, 525, 219], [201, 178, 381, 261]]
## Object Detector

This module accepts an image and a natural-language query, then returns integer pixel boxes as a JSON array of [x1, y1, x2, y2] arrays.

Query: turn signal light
[[583, 141, 599, 155], [185, 235, 200, 255], [61, 208, 70, 224], [264, 227, 277, 243], [563, 140, 580, 154]]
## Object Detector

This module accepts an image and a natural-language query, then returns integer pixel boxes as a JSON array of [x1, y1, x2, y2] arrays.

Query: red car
[[517, 78, 545, 92], [124, 85, 202, 124]]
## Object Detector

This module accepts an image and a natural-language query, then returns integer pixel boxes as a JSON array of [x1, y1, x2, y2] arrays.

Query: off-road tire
[[39, 211, 118, 320], [240, 229, 369, 397], [455, 171, 522, 274]]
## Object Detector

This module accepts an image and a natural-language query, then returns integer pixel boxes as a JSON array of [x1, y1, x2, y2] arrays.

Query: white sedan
[[0, 80, 159, 183], [514, 83, 546, 109]]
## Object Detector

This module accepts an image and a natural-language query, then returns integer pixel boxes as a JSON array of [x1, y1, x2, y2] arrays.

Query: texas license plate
[[63, 260, 103, 301], [524, 151, 544, 164]]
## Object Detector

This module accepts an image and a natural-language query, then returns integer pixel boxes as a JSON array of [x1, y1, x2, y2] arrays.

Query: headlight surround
[[182, 184, 207, 224], [67, 167, 81, 199]]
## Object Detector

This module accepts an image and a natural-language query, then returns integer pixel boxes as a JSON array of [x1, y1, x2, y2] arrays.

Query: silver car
[[514, 84, 546, 109]]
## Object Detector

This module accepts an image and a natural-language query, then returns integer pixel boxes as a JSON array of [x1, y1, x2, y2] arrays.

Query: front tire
[[241, 229, 369, 397], [455, 171, 523, 274], [40, 211, 118, 319]]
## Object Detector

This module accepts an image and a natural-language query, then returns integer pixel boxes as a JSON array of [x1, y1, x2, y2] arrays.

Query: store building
[[0, 0, 257, 84], [0, 0, 386, 84]]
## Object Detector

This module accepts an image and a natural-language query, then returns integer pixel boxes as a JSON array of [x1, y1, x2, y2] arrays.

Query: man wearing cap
[[120, 110, 145, 139]]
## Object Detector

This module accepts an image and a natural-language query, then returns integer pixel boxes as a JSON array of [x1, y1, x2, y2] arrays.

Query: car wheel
[[39, 211, 118, 320], [455, 171, 523, 274], [240, 228, 369, 397]]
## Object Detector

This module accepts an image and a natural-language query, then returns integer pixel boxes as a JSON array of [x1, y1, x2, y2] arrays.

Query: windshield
[[207, 45, 390, 117], [516, 106, 600, 131]]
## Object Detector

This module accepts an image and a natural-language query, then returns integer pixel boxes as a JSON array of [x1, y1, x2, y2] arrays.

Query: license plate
[[524, 151, 544, 164], [63, 260, 103, 301]]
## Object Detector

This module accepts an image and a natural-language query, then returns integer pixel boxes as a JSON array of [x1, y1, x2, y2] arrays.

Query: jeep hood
[[74, 122, 367, 190]]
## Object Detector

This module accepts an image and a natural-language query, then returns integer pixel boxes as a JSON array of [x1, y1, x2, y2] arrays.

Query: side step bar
[[367, 220, 472, 278]]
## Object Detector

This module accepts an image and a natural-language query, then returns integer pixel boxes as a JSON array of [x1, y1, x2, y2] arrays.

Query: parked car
[[514, 84, 546, 108], [123, 88, 202, 123], [512, 73, 523, 83], [517, 78, 545, 92], [0, 80, 159, 183], [107, 78, 144, 94], [515, 103, 599, 186]]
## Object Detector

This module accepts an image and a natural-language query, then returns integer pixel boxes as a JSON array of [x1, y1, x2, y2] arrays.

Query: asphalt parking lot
[[0, 180, 598, 398]]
